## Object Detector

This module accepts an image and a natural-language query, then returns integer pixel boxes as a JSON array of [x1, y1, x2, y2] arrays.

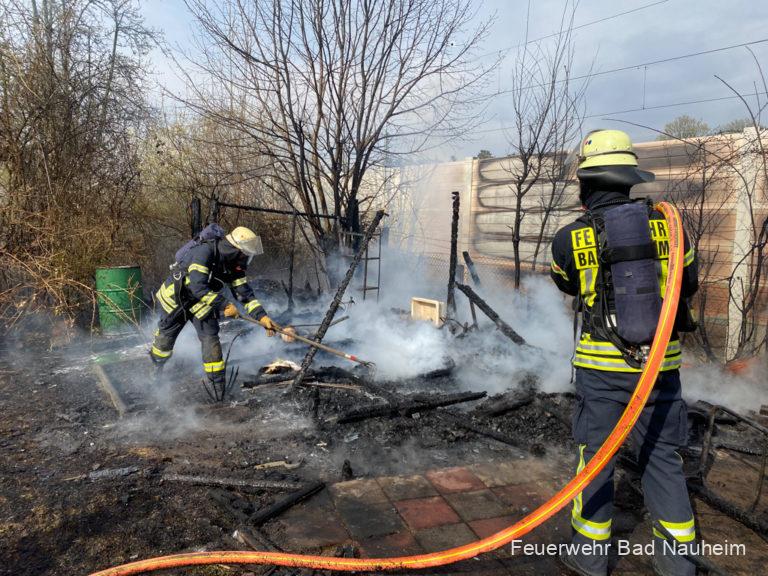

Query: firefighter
[[550, 130, 699, 576], [150, 226, 279, 391]]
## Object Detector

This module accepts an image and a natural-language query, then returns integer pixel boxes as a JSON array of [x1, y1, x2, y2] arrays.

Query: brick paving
[[395, 495, 461, 530], [268, 456, 576, 574], [269, 456, 764, 575]]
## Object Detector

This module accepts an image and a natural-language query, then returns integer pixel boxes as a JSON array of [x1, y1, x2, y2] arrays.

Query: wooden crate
[[410, 297, 445, 327]]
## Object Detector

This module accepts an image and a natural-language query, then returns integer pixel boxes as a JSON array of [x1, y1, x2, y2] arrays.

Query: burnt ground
[[1, 322, 767, 576]]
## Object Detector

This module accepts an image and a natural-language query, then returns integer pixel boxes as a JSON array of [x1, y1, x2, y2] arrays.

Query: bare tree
[[0, 0, 154, 326], [666, 136, 739, 361], [140, 111, 323, 290], [503, 1, 588, 288], [180, 0, 493, 261], [716, 56, 768, 359], [618, 51, 768, 363], [529, 101, 583, 271]]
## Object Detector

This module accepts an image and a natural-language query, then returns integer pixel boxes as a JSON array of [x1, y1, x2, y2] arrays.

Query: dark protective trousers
[[150, 305, 225, 386], [569, 368, 696, 576]]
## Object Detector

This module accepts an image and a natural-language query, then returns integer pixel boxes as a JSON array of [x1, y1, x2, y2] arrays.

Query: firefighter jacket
[[550, 191, 698, 372], [155, 239, 267, 321]]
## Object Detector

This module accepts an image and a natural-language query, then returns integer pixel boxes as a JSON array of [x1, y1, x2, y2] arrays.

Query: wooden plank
[[92, 364, 127, 417]]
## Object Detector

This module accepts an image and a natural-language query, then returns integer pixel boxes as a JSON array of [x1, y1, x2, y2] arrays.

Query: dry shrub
[[0, 0, 154, 331]]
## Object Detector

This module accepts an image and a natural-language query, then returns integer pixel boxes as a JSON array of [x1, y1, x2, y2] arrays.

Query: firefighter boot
[[559, 550, 608, 576], [652, 539, 695, 576], [149, 350, 166, 386]]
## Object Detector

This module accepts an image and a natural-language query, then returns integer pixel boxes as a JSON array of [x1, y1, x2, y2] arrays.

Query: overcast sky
[[141, 0, 768, 160]]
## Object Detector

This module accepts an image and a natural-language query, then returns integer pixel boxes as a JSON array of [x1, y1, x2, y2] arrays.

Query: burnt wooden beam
[[93, 364, 127, 417], [234, 526, 283, 552], [162, 474, 303, 491], [245, 366, 365, 388], [292, 211, 385, 388], [455, 283, 527, 346], [462, 251, 480, 328], [438, 410, 544, 456], [446, 191, 460, 318], [462, 251, 481, 286], [714, 440, 764, 456], [688, 481, 768, 537], [331, 391, 486, 425], [249, 481, 325, 526], [478, 392, 535, 417]]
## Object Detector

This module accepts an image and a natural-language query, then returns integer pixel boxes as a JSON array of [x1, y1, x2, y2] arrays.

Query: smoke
[[245, 246, 768, 418], [238, 249, 576, 396], [13, 242, 763, 453], [682, 360, 768, 414]]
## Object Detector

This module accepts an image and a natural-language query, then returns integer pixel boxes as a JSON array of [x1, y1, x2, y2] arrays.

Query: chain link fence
[[411, 252, 549, 293]]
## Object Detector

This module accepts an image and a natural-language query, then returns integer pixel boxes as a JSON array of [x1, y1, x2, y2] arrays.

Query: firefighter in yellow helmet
[[150, 225, 282, 395], [551, 130, 699, 576]]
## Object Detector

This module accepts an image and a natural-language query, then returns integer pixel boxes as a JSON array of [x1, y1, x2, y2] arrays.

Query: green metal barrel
[[95, 265, 144, 333]]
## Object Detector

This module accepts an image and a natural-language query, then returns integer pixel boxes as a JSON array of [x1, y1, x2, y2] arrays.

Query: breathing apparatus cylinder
[[602, 202, 662, 345]]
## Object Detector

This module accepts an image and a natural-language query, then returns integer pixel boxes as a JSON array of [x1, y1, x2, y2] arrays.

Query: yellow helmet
[[226, 226, 263, 256], [578, 129, 638, 169]]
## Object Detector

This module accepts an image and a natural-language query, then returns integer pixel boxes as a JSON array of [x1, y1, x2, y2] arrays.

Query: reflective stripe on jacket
[[574, 333, 682, 373], [156, 240, 267, 321]]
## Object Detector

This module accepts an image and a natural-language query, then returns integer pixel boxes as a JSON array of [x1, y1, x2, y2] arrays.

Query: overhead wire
[[469, 0, 671, 62], [461, 37, 768, 141], [469, 91, 768, 136], [488, 37, 768, 99]]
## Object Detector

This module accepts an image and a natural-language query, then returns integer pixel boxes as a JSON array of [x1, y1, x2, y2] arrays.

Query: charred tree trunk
[[512, 192, 523, 289], [191, 197, 202, 237], [287, 211, 297, 311]]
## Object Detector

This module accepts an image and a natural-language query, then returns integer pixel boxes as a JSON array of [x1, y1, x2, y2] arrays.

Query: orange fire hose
[[90, 202, 685, 576]]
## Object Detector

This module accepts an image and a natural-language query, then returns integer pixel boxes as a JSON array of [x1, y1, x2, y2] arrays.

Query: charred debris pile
[[85, 199, 768, 549], [240, 196, 765, 545]]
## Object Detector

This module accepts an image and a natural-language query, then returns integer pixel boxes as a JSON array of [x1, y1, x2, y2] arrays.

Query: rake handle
[[240, 315, 373, 367]]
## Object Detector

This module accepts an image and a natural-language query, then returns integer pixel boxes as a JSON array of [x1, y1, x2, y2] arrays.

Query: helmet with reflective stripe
[[226, 226, 264, 256], [578, 129, 638, 169]]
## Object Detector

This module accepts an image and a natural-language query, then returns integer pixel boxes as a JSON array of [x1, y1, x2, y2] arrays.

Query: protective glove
[[223, 302, 239, 319], [258, 315, 278, 337], [280, 326, 297, 343]]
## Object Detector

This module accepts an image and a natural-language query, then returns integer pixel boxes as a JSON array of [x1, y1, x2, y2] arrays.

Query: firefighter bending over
[[550, 130, 699, 576], [150, 226, 280, 392]]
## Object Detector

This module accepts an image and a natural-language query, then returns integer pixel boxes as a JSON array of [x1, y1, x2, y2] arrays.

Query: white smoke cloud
[[235, 250, 577, 396], [682, 361, 768, 414]]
